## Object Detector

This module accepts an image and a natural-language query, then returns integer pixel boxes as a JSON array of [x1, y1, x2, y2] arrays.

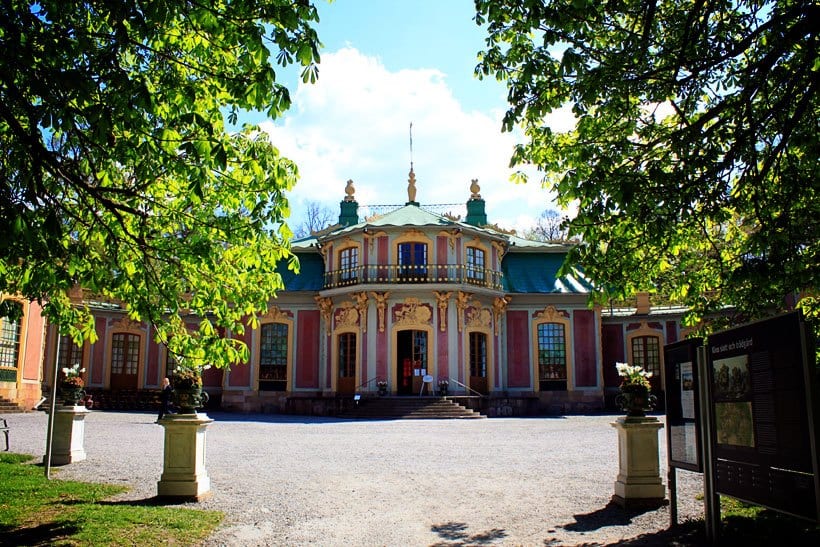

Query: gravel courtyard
[[8, 410, 704, 546]]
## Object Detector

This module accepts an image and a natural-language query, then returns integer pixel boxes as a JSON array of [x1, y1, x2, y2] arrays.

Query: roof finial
[[470, 178, 481, 200], [407, 167, 417, 203], [409, 122, 414, 171], [344, 179, 355, 202]]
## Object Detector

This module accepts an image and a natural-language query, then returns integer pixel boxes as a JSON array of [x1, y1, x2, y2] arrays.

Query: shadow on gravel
[[561, 502, 661, 532], [430, 521, 507, 545]]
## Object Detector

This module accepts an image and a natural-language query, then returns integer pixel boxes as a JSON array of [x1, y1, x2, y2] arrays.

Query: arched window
[[466, 246, 486, 284], [110, 333, 141, 389], [630, 335, 661, 378], [259, 322, 289, 391], [536, 322, 567, 391], [397, 242, 428, 281], [0, 302, 23, 382]]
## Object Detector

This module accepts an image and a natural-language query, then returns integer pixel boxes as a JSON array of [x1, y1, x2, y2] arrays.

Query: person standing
[[158, 377, 173, 420]]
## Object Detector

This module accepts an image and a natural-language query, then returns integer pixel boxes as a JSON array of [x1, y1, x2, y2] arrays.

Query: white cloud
[[260, 47, 560, 234]]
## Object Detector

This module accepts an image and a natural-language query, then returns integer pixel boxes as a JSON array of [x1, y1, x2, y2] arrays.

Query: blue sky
[[260, 0, 575, 232]]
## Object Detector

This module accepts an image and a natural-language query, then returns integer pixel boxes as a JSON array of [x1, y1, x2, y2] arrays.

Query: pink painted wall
[[92, 317, 107, 385], [437, 307, 448, 380], [601, 324, 625, 388], [202, 365, 223, 388], [436, 235, 448, 281], [296, 310, 320, 388], [666, 321, 678, 344], [228, 325, 252, 387], [376, 319, 387, 381], [22, 303, 45, 381], [573, 310, 597, 387], [506, 311, 530, 388], [146, 338, 159, 386]]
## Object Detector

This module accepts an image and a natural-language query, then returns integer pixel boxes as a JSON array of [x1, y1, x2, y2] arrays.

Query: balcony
[[323, 264, 504, 290]]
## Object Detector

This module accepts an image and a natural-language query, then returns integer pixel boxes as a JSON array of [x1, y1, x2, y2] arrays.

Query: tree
[[522, 208, 569, 242], [293, 201, 337, 238], [0, 1, 321, 367], [476, 0, 819, 326]]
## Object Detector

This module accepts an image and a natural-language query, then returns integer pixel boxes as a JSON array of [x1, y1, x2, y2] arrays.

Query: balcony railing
[[323, 264, 504, 290]]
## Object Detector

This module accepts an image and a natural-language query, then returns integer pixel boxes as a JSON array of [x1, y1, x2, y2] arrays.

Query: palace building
[[2, 171, 688, 415]]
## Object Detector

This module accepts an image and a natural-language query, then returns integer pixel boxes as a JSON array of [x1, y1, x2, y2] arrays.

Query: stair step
[[339, 397, 485, 420]]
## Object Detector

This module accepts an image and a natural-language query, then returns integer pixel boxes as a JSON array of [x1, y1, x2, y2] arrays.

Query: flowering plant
[[60, 364, 85, 388], [616, 363, 652, 389], [171, 362, 208, 390]]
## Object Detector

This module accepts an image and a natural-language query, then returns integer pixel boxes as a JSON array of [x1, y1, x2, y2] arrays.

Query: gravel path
[[7, 410, 704, 546]]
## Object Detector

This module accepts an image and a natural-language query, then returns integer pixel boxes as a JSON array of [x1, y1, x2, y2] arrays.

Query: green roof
[[502, 253, 592, 294], [277, 251, 324, 291]]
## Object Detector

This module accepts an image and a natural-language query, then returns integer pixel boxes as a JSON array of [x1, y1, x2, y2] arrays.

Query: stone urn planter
[[615, 383, 657, 418]]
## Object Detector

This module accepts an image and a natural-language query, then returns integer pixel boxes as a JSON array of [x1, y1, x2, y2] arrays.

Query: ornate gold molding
[[369, 291, 390, 332], [315, 296, 333, 336], [364, 230, 387, 253], [335, 301, 359, 331], [466, 306, 492, 330], [491, 241, 507, 261], [455, 291, 472, 332], [533, 305, 569, 322], [492, 296, 512, 336], [437, 229, 462, 251], [262, 306, 291, 323], [352, 292, 368, 333], [111, 316, 142, 332], [433, 291, 451, 332], [394, 297, 432, 328]]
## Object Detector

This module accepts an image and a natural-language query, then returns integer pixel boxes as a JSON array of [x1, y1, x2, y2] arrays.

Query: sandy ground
[[7, 410, 704, 546]]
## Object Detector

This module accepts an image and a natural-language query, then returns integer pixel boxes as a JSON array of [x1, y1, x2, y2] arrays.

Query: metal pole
[[44, 333, 60, 479], [696, 344, 720, 543], [668, 466, 678, 527]]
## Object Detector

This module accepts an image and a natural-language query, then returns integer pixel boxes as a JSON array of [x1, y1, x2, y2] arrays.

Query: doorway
[[337, 332, 356, 395], [468, 331, 489, 395], [396, 329, 427, 395]]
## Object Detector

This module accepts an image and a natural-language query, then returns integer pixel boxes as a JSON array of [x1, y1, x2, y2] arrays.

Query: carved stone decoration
[[394, 297, 432, 327], [455, 291, 472, 332], [466, 307, 492, 330], [470, 178, 481, 200], [433, 291, 452, 332], [335, 302, 359, 330], [344, 179, 356, 202], [111, 317, 142, 332], [492, 296, 512, 336], [315, 296, 333, 336], [352, 292, 369, 333], [533, 305, 569, 322], [369, 291, 391, 333], [262, 306, 292, 323]]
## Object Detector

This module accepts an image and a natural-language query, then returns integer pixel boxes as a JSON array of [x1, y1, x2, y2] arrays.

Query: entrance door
[[110, 333, 140, 390], [397, 329, 427, 395], [469, 332, 488, 395], [337, 332, 356, 395]]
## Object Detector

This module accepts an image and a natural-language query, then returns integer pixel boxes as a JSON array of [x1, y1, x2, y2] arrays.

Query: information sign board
[[706, 311, 819, 521], [665, 338, 704, 472]]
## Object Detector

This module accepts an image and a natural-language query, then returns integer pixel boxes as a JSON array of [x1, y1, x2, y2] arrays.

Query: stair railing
[[354, 376, 384, 394], [445, 378, 484, 397]]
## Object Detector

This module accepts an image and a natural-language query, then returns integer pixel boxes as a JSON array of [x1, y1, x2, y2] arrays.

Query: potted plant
[[171, 362, 209, 413], [377, 380, 388, 396], [438, 379, 449, 396], [59, 364, 86, 405], [614, 362, 656, 417]]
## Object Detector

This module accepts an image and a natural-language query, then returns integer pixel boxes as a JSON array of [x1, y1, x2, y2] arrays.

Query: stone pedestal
[[44, 405, 90, 465], [157, 413, 213, 501], [611, 416, 666, 508]]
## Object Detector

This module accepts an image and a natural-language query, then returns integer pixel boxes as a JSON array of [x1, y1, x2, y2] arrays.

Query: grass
[[0, 453, 223, 546]]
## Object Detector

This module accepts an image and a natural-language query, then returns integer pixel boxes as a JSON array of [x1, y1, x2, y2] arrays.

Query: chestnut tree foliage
[[476, 0, 819, 325], [0, 1, 321, 368]]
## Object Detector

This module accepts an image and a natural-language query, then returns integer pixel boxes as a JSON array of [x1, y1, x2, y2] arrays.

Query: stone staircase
[[339, 396, 485, 420], [0, 396, 24, 413]]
